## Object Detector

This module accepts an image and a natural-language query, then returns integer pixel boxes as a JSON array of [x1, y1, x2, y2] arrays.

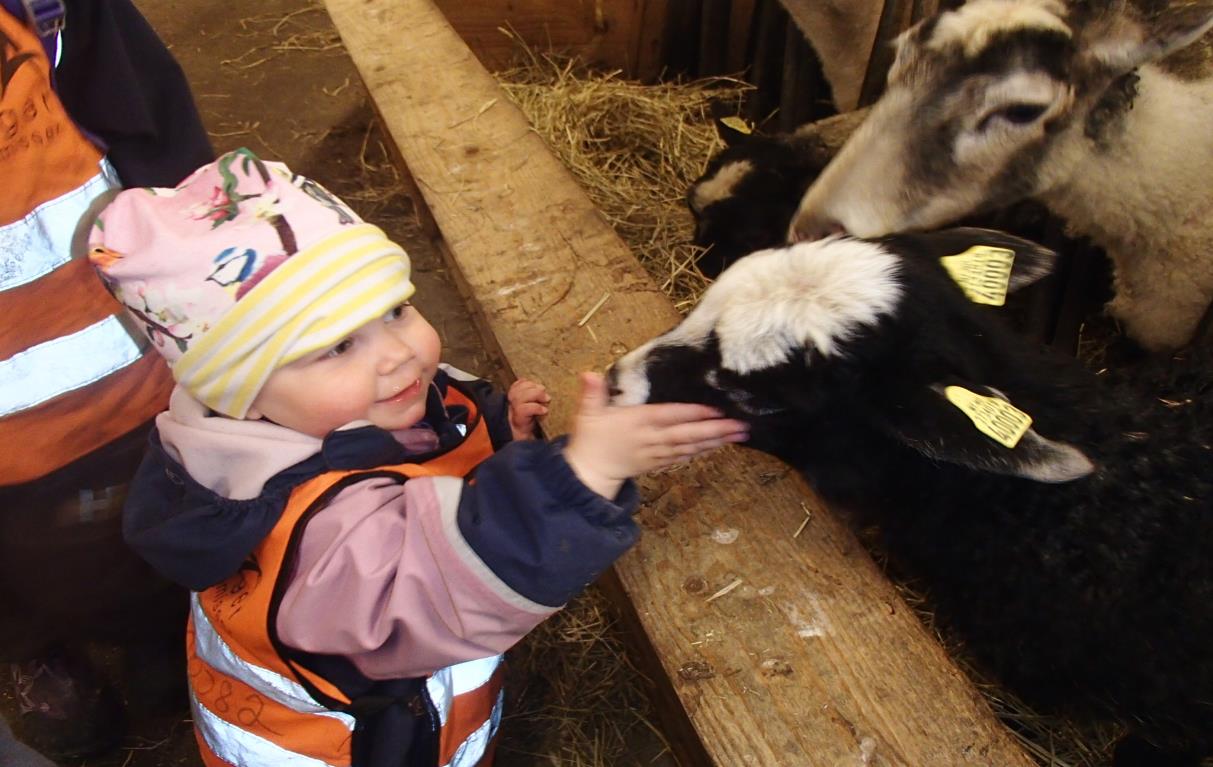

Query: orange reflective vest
[[188, 384, 504, 767], [0, 8, 173, 485]]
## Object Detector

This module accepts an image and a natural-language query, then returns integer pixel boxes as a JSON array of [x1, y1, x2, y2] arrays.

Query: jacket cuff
[[455, 438, 640, 607]]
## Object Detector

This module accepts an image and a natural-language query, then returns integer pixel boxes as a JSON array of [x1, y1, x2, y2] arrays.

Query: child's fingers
[[522, 388, 551, 405], [644, 434, 741, 469], [636, 423, 748, 465], [654, 417, 749, 446], [509, 379, 547, 398], [631, 401, 729, 426], [509, 387, 551, 415]]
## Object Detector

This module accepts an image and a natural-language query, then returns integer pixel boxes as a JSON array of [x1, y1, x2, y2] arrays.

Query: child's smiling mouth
[[380, 379, 422, 404]]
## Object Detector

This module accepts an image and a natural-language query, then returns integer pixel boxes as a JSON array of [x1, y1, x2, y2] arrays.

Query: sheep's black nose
[[605, 366, 622, 398], [789, 214, 847, 243]]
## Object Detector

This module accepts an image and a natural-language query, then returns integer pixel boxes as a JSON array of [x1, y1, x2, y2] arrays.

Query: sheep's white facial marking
[[929, 0, 1071, 58], [677, 238, 902, 374], [689, 160, 754, 214], [610, 239, 901, 406]]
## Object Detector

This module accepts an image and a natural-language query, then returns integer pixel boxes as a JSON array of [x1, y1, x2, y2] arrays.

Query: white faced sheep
[[788, 0, 1213, 352], [609, 228, 1213, 767]]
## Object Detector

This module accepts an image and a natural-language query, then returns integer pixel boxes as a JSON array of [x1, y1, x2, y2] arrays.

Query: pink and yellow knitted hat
[[89, 148, 414, 419]]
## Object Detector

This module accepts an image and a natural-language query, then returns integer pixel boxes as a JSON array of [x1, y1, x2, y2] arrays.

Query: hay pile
[[493, 49, 1124, 767], [495, 43, 750, 314]]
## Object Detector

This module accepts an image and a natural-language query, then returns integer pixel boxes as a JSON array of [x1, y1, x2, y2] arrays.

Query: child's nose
[[376, 333, 415, 373]]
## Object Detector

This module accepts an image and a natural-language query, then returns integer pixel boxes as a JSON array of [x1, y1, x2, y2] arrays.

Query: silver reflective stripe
[[425, 654, 502, 726], [194, 590, 498, 765], [0, 315, 143, 417], [191, 696, 340, 767], [190, 594, 356, 723], [439, 688, 504, 767], [0, 163, 118, 292], [451, 655, 502, 696]]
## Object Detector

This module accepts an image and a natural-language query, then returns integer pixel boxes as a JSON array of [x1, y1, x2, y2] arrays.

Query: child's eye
[[386, 302, 411, 322], [326, 338, 355, 358]]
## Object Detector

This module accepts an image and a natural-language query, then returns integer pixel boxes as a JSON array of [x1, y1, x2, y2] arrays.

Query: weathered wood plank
[[322, 1, 1038, 765], [433, 0, 643, 76]]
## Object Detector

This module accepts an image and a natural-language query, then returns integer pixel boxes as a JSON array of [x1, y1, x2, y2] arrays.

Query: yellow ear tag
[[719, 115, 753, 135], [939, 246, 1016, 306], [944, 385, 1033, 449]]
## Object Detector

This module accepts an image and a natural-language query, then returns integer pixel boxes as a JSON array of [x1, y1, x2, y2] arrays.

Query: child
[[88, 149, 749, 767]]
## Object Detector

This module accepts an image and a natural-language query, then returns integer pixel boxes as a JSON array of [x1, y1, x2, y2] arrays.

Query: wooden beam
[[433, 0, 644, 75], [322, 1, 1038, 764]]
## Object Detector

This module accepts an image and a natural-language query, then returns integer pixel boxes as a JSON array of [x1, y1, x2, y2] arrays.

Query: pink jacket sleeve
[[275, 474, 555, 680]]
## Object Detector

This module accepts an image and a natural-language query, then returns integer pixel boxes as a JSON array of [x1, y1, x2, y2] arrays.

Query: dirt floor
[[0, 1, 674, 765]]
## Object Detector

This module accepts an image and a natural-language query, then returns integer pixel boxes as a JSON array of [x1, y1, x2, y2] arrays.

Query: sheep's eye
[[979, 103, 1047, 131]]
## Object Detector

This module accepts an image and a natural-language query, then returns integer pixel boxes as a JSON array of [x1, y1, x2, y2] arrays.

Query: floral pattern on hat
[[89, 148, 362, 363]]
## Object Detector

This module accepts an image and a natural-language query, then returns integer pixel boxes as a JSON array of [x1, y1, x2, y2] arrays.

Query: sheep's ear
[[716, 116, 755, 147], [880, 382, 1094, 483], [1081, 4, 1213, 75], [884, 227, 1057, 291], [880, 227, 1057, 296]]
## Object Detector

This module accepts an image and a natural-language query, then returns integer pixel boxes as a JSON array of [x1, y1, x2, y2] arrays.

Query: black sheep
[[609, 227, 1213, 767], [687, 120, 826, 277]]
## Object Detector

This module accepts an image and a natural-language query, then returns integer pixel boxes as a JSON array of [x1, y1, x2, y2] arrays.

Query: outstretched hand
[[508, 378, 551, 441], [563, 372, 749, 500]]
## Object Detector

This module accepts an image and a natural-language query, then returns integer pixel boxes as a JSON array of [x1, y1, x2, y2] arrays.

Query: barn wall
[[432, 0, 672, 81], [434, 0, 936, 132]]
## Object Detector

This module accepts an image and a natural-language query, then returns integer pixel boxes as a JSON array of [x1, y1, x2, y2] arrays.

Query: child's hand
[[563, 372, 749, 500], [508, 378, 551, 441]]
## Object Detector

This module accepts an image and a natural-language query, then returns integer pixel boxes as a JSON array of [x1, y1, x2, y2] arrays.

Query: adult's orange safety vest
[[0, 8, 173, 485], [188, 385, 504, 767]]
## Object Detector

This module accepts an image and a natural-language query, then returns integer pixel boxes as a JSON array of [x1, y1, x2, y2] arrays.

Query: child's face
[[247, 303, 442, 437]]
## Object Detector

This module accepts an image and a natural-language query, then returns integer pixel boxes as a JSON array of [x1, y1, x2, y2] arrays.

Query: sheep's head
[[610, 228, 1094, 485], [687, 120, 829, 277], [612, 235, 901, 409], [788, 0, 1213, 242]]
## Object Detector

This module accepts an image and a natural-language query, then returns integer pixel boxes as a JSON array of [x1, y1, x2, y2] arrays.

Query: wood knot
[[677, 660, 715, 682]]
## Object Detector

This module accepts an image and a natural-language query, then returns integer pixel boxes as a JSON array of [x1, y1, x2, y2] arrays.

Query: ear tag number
[[720, 115, 753, 134], [944, 385, 1032, 449], [940, 246, 1015, 306]]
